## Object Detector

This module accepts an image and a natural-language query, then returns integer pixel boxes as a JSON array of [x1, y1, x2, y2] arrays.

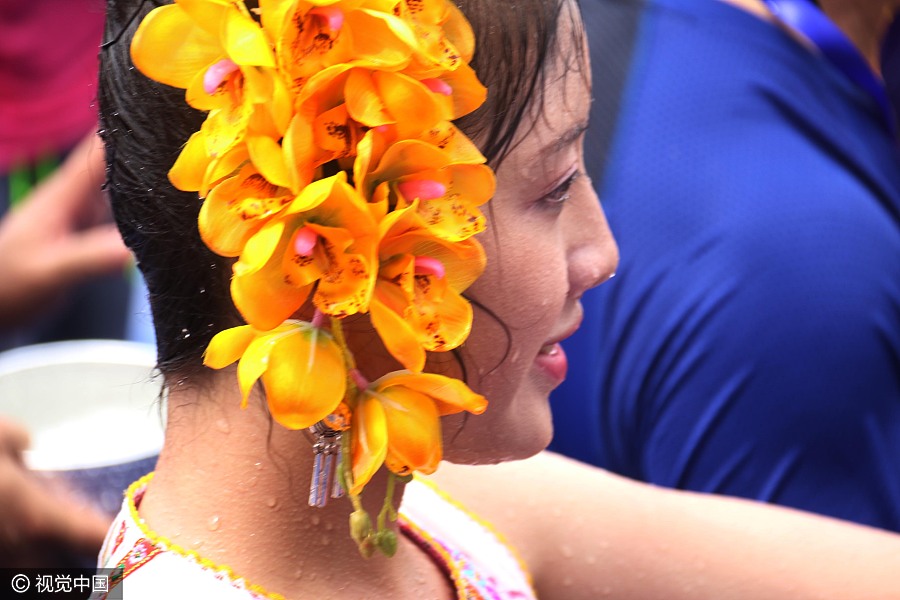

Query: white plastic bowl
[[0, 339, 164, 515]]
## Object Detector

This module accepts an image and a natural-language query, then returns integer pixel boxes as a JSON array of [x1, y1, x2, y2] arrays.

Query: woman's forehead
[[503, 28, 590, 171]]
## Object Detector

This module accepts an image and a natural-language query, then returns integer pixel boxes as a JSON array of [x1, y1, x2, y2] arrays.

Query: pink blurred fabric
[[0, 0, 105, 171]]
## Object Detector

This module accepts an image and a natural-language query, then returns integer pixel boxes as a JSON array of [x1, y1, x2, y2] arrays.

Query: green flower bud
[[374, 529, 398, 557], [349, 509, 372, 545], [357, 537, 376, 559]]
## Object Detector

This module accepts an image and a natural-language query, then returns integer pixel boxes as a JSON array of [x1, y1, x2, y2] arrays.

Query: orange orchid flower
[[283, 62, 478, 193], [369, 203, 486, 372], [204, 321, 347, 429], [360, 139, 494, 241], [199, 162, 294, 257], [230, 172, 379, 330], [261, 0, 420, 94], [350, 371, 487, 494], [395, 0, 474, 79], [132, 0, 292, 193]]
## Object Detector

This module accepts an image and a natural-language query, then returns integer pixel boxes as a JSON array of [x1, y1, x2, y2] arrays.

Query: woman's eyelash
[[541, 170, 580, 207]]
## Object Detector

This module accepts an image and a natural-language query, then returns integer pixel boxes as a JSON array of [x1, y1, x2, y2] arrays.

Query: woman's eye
[[540, 170, 580, 210]]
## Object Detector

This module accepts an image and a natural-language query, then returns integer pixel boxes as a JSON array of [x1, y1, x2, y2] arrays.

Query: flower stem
[[330, 316, 361, 408], [340, 433, 364, 512], [377, 472, 398, 532]]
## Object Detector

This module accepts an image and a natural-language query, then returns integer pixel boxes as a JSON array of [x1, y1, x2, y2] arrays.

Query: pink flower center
[[293, 225, 318, 256], [414, 256, 445, 279], [203, 59, 239, 95], [421, 78, 452, 96], [397, 179, 446, 201], [309, 6, 344, 32]]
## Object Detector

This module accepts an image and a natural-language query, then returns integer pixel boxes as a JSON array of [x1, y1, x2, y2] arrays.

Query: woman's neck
[[819, 1, 898, 74], [719, 0, 898, 75], [138, 373, 450, 599]]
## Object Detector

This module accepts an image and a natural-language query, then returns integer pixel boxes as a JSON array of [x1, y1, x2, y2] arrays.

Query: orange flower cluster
[[131, 0, 490, 503]]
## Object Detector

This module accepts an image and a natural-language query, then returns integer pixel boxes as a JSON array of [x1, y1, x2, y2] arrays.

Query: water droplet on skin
[[207, 515, 220, 531], [310, 515, 321, 526], [307, 573, 317, 582], [215, 419, 230, 434], [266, 497, 279, 508], [293, 569, 303, 580], [253, 462, 263, 470]]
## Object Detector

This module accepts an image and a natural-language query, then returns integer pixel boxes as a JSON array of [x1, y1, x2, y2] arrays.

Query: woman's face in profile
[[442, 5, 619, 465]]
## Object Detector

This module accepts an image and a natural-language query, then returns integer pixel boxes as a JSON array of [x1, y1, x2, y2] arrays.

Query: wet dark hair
[[99, 0, 579, 381]]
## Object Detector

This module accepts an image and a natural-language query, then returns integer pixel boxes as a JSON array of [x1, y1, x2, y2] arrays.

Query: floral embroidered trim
[[400, 515, 479, 599], [411, 476, 536, 590], [112, 473, 528, 599], [111, 538, 162, 589], [131, 0, 494, 557]]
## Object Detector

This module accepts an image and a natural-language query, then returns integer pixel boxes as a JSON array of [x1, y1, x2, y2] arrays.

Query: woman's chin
[[440, 413, 553, 466]]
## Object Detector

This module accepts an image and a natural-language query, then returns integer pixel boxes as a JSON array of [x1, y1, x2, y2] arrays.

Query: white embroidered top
[[93, 474, 535, 600]]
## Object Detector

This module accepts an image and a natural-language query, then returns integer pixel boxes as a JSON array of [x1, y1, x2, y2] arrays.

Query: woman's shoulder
[[428, 452, 632, 600], [400, 476, 537, 599]]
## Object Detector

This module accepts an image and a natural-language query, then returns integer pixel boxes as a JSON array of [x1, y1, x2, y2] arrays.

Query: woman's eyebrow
[[550, 120, 590, 153]]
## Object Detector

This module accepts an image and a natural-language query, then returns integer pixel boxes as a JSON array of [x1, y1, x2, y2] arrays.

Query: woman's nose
[[567, 182, 618, 299]]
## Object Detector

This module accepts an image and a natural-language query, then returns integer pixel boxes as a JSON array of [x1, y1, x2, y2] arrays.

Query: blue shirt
[[551, 0, 900, 531]]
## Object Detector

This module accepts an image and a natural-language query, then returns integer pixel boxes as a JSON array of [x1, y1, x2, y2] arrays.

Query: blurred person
[[0, 134, 131, 329], [0, 0, 149, 570], [0, 0, 136, 350], [0, 418, 109, 567], [0, 136, 128, 569], [551, 0, 900, 530]]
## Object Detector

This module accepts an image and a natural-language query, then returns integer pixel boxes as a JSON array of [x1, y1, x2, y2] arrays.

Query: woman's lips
[[535, 342, 568, 384]]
